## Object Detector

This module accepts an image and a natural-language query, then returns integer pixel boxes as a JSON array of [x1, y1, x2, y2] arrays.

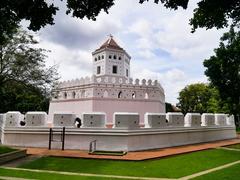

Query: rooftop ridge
[[94, 35, 124, 52]]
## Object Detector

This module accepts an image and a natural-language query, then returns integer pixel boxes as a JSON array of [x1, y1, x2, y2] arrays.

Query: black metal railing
[[49, 127, 65, 150], [89, 140, 97, 153]]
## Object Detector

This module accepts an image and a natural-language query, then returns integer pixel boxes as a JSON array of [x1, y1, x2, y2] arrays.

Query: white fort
[[0, 36, 237, 152], [48, 35, 165, 126]]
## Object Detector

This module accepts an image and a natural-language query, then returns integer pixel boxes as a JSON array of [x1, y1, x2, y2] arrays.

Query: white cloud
[[32, 0, 225, 104]]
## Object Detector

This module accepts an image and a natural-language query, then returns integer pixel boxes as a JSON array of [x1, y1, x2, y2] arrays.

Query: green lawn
[[226, 143, 240, 150], [192, 162, 240, 180], [0, 146, 16, 154], [0, 168, 116, 180], [19, 149, 240, 178]]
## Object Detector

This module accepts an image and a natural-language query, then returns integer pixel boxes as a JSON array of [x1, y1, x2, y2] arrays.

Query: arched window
[[113, 55, 117, 59], [81, 90, 85, 98], [102, 55, 104, 59], [145, 92, 149, 99], [118, 56, 121, 60], [132, 91, 136, 99], [109, 55, 112, 59], [103, 90, 108, 97], [64, 92, 67, 99], [98, 56, 100, 60], [94, 58, 97, 62], [72, 91, 76, 99], [118, 91, 122, 98]]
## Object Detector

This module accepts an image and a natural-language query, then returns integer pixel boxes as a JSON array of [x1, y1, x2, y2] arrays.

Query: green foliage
[[19, 149, 240, 178], [190, 0, 240, 32], [1, 0, 239, 43], [0, 28, 58, 113], [165, 102, 180, 112], [0, 0, 58, 44], [0, 82, 50, 113], [204, 26, 240, 115], [177, 83, 226, 114]]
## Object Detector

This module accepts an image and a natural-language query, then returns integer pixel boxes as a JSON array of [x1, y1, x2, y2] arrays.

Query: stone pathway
[[26, 138, 240, 160]]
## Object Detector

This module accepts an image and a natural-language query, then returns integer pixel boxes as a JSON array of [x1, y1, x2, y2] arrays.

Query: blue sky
[[29, 0, 227, 104]]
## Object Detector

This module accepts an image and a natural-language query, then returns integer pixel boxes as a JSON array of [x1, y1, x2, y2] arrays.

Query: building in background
[[48, 36, 165, 125]]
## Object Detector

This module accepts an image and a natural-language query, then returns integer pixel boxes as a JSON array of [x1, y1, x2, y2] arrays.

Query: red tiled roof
[[94, 35, 123, 52]]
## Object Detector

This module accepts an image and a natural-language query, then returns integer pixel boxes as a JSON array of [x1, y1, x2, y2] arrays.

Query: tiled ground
[[25, 137, 240, 161]]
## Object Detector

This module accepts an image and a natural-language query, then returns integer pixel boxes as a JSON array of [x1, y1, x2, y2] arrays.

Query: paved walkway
[[26, 138, 240, 160]]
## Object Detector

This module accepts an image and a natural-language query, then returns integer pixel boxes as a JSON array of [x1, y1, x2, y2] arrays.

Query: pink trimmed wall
[[48, 98, 165, 125], [92, 99, 165, 124]]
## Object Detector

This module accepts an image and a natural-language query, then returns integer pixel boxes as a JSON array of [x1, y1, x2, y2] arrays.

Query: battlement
[[58, 75, 164, 92], [53, 75, 164, 101]]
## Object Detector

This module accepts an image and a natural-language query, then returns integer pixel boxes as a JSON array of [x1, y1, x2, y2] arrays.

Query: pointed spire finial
[[109, 34, 113, 38]]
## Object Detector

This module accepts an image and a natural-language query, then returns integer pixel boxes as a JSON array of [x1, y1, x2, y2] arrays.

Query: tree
[[1, 0, 240, 44], [177, 83, 226, 114], [0, 82, 50, 113], [0, 27, 58, 113], [165, 102, 181, 112], [0, 28, 58, 89], [204, 26, 240, 116]]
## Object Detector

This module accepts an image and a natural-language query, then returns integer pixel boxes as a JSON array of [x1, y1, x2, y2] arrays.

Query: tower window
[[112, 66, 117, 74], [113, 55, 117, 59], [126, 69, 128, 77], [109, 55, 112, 59], [102, 55, 104, 59], [118, 56, 121, 60], [94, 58, 97, 62], [98, 56, 101, 60], [97, 66, 101, 74]]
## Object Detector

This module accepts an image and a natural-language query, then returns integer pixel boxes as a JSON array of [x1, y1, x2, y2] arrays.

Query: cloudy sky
[[27, 0, 227, 105]]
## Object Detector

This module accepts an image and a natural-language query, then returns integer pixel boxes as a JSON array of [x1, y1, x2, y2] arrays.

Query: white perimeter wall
[[48, 98, 165, 124]]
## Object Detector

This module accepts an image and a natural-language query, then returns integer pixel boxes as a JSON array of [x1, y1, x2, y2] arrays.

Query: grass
[[0, 146, 16, 154], [18, 149, 240, 178], [0, 168, 116, 180], [236, 127, 240, 133], [192, 162, 240, 180], [226, 143, 240, 150]]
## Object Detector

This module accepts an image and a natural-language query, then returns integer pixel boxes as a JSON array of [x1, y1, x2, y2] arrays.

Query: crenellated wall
[[52, 75, 165, 102]]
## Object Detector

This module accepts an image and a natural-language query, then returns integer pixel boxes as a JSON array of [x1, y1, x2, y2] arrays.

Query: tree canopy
[[1, 0, 240, 44], [0, 27, 58, 113], [204, 26, 240, 115], [177, 83, 228, 114]]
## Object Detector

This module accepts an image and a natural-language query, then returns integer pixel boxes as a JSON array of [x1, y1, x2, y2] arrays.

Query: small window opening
[[64, 92, 67, 99], [72, 91, 76, 99], [132, 91, 136, 99], [112, 65, 117, 74], [118, 91, 122, 98], [97, 66, 101, 74]]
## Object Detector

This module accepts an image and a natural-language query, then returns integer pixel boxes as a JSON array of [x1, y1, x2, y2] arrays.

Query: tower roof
[[93, 35, 124, 53]]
